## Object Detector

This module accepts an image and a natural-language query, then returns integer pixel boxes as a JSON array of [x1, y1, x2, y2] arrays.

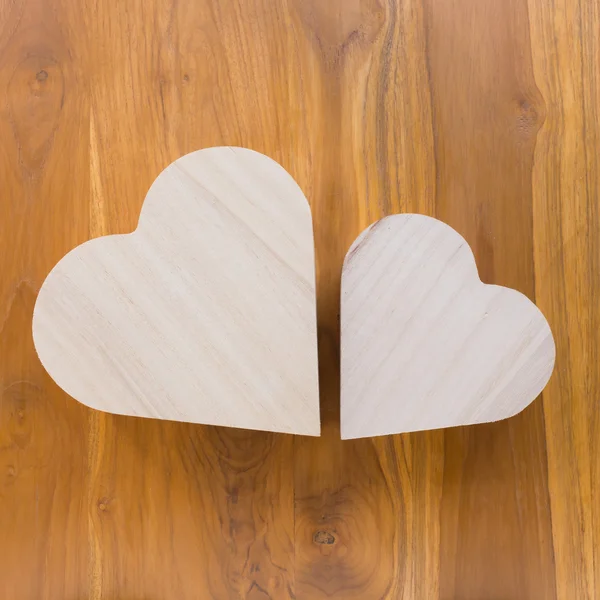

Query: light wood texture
[[1, 0, 598, 597], [32, 147, 320, 436], [341, 213, 555, 438]]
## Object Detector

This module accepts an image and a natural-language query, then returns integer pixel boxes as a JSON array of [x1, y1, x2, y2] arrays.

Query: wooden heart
[[341, 214, 555, 439], [33, 147, 320, 436]]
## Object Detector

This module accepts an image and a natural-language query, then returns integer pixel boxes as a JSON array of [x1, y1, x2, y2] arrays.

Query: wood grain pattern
[[0, 0, 597, 598], [529, 0, 600, 596], [341, 214, 555, 438], [32, 147, 320, 436]]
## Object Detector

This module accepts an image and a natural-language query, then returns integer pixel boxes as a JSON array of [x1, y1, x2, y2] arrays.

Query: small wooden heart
[[33, 147, 320, 436], [341, 214, 555, 439]]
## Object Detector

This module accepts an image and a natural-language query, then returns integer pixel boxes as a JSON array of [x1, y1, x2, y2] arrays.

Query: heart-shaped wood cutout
[[341, 214, 555, 439], [33, 147, 320, 436]]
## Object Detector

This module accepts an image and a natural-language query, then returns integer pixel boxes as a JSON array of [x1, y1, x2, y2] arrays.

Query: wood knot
[[514, 94, 545, 136], [313, 530, 336, 545], [518, 98, 538, 123], [8, 56, 65, 173]]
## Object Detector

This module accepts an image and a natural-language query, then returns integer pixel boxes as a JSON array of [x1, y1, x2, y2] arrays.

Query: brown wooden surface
[[0, 0, 598, 598]]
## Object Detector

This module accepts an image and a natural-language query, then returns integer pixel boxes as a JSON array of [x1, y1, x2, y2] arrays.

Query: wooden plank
[[529, 0, 600, 596], [0, 1, 91, 597], [33, 147, 320, 436], [341, 213, 555, 439], [290, 0, 444, 597], [81, 1, 301, 597], [425, 0, 559, 597]]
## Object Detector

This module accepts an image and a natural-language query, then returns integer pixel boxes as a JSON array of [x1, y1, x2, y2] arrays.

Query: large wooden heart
[[33, 147, 320, 436], [341, 214, 555, 439]]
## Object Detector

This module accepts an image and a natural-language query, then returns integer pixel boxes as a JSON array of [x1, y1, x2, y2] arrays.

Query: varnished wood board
[[341, 214, 555, 439], [32, 146, 320, 436], [1, 0, 598, 597]]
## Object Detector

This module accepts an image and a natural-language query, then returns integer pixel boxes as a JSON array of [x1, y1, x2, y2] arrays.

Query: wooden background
[[0, 0, 598, 598]]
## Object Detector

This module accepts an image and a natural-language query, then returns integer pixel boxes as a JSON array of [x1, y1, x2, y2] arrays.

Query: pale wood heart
[[341, 214, 555, 439], [33, 147, 320, 436]]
